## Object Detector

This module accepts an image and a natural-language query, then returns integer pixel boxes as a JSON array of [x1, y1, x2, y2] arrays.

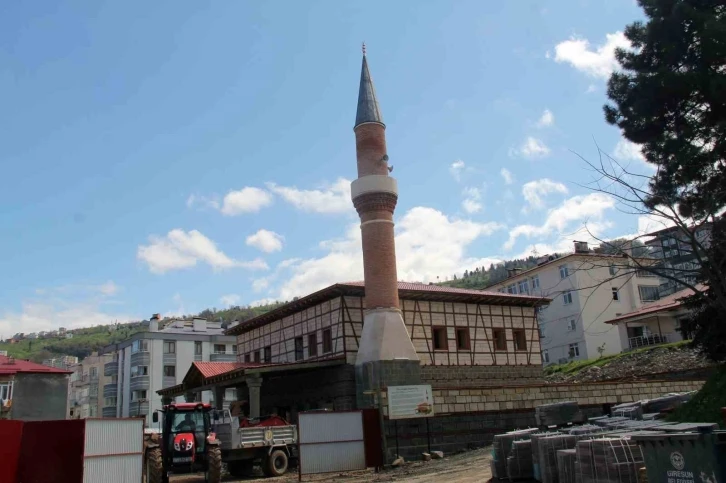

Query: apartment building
[[68, 352, 112, 419], [101, 315, 236, 425], [487, 242, 661, 364], [43, 355, 79, 370], [645, 223, 712, 296]]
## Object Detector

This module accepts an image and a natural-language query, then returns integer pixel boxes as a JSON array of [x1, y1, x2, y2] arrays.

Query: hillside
[[544, 341, 714, 383], [440, 255, 550, 290], [0, 301, 282, 363]]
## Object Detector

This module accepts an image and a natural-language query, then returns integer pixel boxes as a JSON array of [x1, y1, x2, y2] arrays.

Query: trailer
[[212, 410, 298, 477]]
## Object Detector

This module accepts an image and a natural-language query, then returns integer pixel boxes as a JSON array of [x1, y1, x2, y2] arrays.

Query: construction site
[[1, 44, 724, 483]]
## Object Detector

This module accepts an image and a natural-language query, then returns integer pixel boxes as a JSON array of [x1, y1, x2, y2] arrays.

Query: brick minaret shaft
[[352, 55, 399, 310], [351, 48, 419, 368]]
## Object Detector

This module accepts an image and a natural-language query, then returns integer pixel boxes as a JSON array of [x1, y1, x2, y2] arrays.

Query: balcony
[[210, 352, 237, 362], [163, 353, 176, 365], [130, 375, 150, 391], [129, 400, 150, 417], [130, 352, 150, 367], [194, 354, 203, 362], [628, 333, 673, 350], [163, 376, 177, 389], [103, 384, 118, 398], [102, 407, 116, 418], [104, 360, 118, 376]]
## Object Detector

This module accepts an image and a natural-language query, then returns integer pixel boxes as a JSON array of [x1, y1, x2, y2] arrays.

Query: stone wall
[[421, 365, 543, 387], [380, 378, 705, 460]]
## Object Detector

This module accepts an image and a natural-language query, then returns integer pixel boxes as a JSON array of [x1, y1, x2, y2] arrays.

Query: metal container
[[82, 418, 144, 483], [633, 430, 726, 483]]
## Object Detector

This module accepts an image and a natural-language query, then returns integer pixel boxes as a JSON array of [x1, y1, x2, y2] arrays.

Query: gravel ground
[[170, 447, 493, 483]]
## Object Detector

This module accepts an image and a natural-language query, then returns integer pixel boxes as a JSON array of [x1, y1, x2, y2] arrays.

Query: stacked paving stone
[[539, 434, 579, 483], [507, 440, 534, 480], [491, 428, 540, 478], [531, 432, 562, 481], [536, 401, 582, 427], [575, 438, 644, 483], [556, 449, 577, 483]]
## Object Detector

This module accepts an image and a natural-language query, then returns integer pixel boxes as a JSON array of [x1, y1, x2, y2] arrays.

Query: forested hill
[[0, 301, 283, 363], [439, 255, 549, 290]]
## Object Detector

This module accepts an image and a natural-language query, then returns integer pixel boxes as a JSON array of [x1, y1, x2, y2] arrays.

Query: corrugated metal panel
[[300, 441, 366, 475], [83, 454, 142, 483], [299, 411, 366, 475], [83, 420, 143, 483], [299, 411, 363, 444], [84, 419, 143, 456]]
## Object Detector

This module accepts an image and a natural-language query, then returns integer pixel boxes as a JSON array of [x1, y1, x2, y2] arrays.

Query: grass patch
[[668, 364, 726, 427], [544, 340, 693, 376]]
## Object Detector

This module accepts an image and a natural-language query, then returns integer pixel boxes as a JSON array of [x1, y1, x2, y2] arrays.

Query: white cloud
[[613, 138, 646, 162], [504, 193, 615, 250], [268, 207, 504, 300], [266, 178, 352, 214], [500, 168, 514, 185], [221, 187, 273, 215], [449, 160, 466, 182], [536, 109, 555, 128], [510, 137, 551, 159], [553, 31, 630, 79], [461, 187, 483, 214], [586, 84, 598, 94], [186, 194, 220, 211], [97, 280, 120, 296], [246, 229, 284, 253], [0, 285, 135, 336], [137, 229, 268, 274], [220, 294, 241, 307], [522, 179, 569, 211]]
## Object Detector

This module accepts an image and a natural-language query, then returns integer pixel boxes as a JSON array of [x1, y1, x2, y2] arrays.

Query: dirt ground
[[170, 447, 493, 483]]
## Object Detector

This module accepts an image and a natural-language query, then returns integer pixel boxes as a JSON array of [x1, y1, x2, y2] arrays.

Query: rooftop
[[227, 280, 548, 336], [0, 355, 71, 375], [605, 285, 704, 325]]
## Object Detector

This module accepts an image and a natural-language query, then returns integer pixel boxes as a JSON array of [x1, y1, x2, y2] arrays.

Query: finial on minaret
[[362, 42, 366, 56]]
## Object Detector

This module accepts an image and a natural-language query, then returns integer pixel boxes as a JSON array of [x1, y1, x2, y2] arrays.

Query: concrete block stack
[[535, 401, 582, 427], [575, 438, 644, 483], [539, 434, 579, 483], [506, 440, 534, 480], [491, 428, 540, 479], [556, 449, 577, 483]]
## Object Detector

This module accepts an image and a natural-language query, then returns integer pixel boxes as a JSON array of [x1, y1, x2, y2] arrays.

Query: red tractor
[[146, 402, 222, 483]]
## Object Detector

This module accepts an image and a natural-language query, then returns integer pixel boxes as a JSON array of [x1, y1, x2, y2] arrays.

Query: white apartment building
[[488, 242, 661, 364], [101, 316, 236, 426]]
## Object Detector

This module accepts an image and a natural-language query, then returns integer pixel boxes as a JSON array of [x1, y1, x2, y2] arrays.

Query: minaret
[[351, 46, 420, 401]]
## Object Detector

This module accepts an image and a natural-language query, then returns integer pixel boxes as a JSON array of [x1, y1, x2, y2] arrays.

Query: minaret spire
[[355, 47, 384, 128], [350, 49, 420, 381]]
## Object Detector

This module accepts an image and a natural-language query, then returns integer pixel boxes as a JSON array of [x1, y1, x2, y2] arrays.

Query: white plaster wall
[[177, 341, 194, 384], [148, 339, 163, 427], [121, 346, 131, 417]]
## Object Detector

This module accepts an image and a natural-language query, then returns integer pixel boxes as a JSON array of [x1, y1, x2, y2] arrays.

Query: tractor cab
[[147, 403, 221, 483]]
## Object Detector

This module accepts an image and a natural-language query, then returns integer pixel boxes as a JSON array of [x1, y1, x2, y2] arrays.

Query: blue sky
[[0, 0, 657, 335]]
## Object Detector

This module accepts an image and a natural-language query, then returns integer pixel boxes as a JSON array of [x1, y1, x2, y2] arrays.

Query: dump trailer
[[212, 410, 298, 478]]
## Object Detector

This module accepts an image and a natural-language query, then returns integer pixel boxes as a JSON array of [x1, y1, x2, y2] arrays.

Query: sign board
[[387, 385, 434, 420]]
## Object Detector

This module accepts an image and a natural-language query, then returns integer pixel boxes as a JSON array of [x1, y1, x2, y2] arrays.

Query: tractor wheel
[[227, 460, 254, 477], [266, 449, 289, 477], [145, 447, 165, 483], [206, 444, 222, 483]]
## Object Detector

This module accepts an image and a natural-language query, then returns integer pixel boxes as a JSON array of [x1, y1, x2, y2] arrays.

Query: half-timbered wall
[[236, 297, 351, 363], [343, 298, 542, 366], [236, 296, 542, 371]]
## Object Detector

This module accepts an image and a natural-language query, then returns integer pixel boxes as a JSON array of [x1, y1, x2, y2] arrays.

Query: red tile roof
[[227, 280, 549, 335], [192, 361, 246, 378], [605, 285, 704, 325], [0, 355, 71, 375]]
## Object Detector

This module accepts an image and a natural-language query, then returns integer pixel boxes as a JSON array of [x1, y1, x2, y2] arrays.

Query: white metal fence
[[83, 418, 144, 483], [298, 411, 366, 476]]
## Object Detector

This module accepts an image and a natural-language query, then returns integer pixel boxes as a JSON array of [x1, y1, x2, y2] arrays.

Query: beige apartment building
[[68, 351, 113, 419], [488, 242, 662, 364]]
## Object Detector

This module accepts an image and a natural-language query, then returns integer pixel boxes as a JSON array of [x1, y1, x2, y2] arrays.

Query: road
[[170, 447, 493, 483]]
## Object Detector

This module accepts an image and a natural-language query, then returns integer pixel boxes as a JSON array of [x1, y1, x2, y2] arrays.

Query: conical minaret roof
[[355, 48, 384, 128]]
